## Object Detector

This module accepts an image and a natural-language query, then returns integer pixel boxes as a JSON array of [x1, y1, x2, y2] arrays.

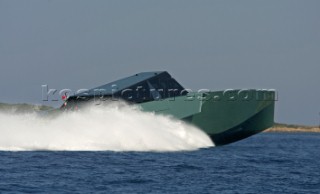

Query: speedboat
[[61, 71, 275, 146]]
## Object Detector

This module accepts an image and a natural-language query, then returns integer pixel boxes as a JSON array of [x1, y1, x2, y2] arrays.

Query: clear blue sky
[[0, 0, 319, 125]]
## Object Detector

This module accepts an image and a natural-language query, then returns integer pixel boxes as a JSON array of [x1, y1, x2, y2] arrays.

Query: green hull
[[140, 89, 275, 146]]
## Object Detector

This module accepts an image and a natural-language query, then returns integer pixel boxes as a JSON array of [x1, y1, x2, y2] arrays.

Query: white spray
[[0, 103, 214, 151]]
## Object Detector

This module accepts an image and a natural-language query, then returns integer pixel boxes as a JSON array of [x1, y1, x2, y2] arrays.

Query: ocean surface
[[0, 132, 319, 193]]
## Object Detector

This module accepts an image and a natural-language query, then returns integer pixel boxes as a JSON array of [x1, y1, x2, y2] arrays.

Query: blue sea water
[[0, 133, 319, 193]]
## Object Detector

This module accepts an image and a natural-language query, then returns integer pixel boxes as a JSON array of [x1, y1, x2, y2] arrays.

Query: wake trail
[[0, 103, 214, 151]]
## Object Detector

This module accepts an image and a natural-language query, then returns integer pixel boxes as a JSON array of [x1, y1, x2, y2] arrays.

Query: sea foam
[[0, 103, 213, 151]]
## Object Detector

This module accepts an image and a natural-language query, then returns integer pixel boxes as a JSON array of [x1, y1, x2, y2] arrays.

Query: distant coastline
[[0, 102, 53, 113], [265, 123, 320, 133]]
